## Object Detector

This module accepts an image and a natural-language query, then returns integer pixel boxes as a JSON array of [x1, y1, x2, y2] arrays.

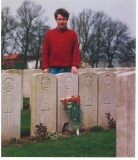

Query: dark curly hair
[[54, 8, 69, 20]]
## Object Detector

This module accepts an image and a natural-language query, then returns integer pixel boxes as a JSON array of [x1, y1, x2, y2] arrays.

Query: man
[[42, 8, 80, 74]]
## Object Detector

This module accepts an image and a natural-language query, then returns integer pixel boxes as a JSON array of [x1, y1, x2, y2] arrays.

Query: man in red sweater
[[42, 8, 80, 74]]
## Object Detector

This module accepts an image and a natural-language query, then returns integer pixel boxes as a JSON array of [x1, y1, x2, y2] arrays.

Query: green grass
[[2, 101, 116, 157], [23, 98, 30, 110], [21, 98, 30, 137], [21, 109, 31, 137], [2, 129, 116, 157]]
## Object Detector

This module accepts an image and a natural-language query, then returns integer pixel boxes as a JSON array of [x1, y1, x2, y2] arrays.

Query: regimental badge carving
[[3, 78, 14, 92], [64, 76, 73, 90], [85, 76, 93, 88], [103, 75, 111, 87], [41, 77, 51, 91]]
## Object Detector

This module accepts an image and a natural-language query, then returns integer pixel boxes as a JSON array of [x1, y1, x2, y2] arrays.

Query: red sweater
[[42, 28, 80, 69]]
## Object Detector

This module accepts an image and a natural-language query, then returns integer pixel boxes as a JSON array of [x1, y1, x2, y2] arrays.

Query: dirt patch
[[1, 128, 92, 147], [2, 126, 110, 147]]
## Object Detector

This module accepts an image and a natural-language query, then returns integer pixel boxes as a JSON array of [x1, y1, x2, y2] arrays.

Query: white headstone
[[130, 67, 135, 71], [23, 69, 42, 98], [1, 73, 21, 141], [116, 71, 135, 157], [97, 71, 116, 127], [79, 73, 97, 128], [57, 73, 78, 132], [23, 69, 31, 98], [115, 67, 131, 72], [3, 69, 23, 109], [30, 73, 57, 136]]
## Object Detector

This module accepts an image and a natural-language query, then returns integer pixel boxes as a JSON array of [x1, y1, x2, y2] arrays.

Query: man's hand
[[71, 66, 78, 74], [43, 68, 49, 73]]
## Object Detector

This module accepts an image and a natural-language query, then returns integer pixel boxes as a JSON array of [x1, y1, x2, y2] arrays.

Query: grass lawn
[[21, 109, 31, 137], [2, 108, 116, 157]]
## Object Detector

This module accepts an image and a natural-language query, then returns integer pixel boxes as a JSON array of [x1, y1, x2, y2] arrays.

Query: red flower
[[63, 98, 67, 104]]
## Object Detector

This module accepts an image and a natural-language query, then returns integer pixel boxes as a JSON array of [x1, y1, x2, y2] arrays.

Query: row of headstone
[[1, 69, 43, 110], [1, 69, 135, 157], [1, 67, 135, 100], [30, 71, 134, 135], [78, 67, 135, 74], [30, 73, 78, 135]]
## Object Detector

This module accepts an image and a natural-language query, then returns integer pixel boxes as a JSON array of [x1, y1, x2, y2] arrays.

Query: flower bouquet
[[61, 95, 80, 135]]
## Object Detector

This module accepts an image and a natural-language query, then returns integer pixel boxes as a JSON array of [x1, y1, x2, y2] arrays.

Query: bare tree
[[1, 7, 16, 58], [28, 19, 50, 68], [104, 19, 131, 67], [15, 0, 46, 69], [89, 11, 108, 67], [70, 9, 95, 67], [117, 38, 136, 66], [70, 9, 134, 68]]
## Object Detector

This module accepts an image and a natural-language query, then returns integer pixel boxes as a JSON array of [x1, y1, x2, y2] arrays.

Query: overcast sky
[[1, 0, 136, 37]]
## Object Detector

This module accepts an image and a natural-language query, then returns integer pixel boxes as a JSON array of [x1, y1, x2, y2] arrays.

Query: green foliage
[[23, 98, 30, 110], [9, 137, 16, 144], [105, 113, 116, 129], [65, 103, 80, 129], [47, 132, 62, 139], [34, 123, 47, 141], [61, 95, 80, 131], [21, 109, 31, 137], [89, 125, 104, 132]]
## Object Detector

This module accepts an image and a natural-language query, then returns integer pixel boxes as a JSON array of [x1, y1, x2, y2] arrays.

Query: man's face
[[55, 14, 68, 29]]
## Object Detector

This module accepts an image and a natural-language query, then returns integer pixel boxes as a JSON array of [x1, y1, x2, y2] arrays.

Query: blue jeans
[[49, 67, 71, 74]]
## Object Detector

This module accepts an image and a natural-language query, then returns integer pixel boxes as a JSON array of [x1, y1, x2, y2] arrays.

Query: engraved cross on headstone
[[40, 99, 51, 112], [40, 102, 47, 123], [40, 101, 51, 123], [4, 105, 12, 124], [103, 90, 111, 105], [41, 102, 47, 112], [104, 75, 111, 105], [104, 96, 111, 105], [84, 94, 93, 107]]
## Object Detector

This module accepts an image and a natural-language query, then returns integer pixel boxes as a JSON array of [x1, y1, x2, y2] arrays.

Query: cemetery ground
[[1, 98, 116, 157]]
